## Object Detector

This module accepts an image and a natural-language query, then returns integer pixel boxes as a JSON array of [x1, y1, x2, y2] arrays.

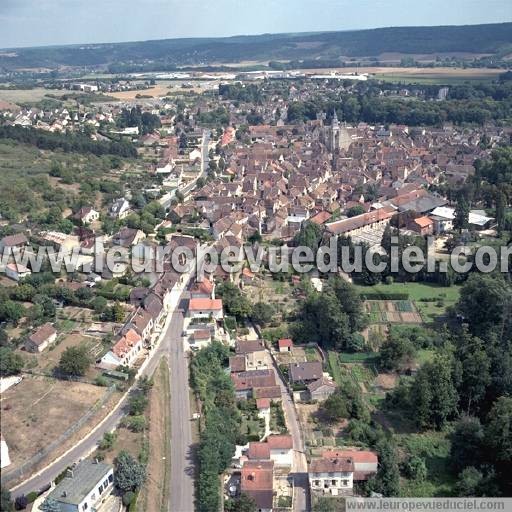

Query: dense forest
[[0, 125, 137, 158], [1, 23, 511, 71]]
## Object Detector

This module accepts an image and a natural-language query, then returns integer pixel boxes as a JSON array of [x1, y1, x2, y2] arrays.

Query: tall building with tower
[[323, 111, 352, 153]]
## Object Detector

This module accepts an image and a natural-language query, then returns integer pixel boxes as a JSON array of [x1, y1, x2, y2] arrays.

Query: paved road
[[8, 325, 171, 499], [271, 356, 311, 512], [167, 296, 195, 512]]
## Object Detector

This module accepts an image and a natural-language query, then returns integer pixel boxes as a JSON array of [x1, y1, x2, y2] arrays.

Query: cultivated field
[[364, 300, 422, 324]]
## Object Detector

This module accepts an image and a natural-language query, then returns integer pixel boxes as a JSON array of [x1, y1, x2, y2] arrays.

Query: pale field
[[0, 376, 105, 469], [0, 87, 66, 104]]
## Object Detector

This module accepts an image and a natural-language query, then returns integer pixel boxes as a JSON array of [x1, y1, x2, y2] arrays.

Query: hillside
[[1, 22, 511, 72]]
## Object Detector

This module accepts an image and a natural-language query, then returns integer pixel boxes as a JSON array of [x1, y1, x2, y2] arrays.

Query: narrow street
[[270, 355, 311, 512]]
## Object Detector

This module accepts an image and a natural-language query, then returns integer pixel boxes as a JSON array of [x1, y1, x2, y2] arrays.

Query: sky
[[0, 0, 511, 49]]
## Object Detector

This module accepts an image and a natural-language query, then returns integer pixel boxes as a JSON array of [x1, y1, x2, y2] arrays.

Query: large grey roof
[[48, 459, 113, 505]]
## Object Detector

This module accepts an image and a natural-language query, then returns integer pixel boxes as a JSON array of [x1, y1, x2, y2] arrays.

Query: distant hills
[[1, 22, 511, 72]]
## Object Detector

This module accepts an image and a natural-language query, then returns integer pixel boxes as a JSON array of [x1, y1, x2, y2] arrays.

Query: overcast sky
[[0, 0, 510, 49]]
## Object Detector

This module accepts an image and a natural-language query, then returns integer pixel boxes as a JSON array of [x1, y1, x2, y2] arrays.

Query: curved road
[[8, 306, 178, 499]]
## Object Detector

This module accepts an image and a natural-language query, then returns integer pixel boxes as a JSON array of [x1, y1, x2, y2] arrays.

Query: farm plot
[[364, 300, 422, 324], [0, 376, 107, 472]]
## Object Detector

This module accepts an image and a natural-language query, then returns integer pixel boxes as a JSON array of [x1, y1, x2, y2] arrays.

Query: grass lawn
[[339, 352, 379, 364]]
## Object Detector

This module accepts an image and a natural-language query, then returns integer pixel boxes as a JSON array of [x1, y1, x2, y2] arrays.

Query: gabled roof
[[236, 339, 265, 355], [267, 435, 293, 450], [289, 361, 323, 382], [309, 456, 354, 473], [29, 323, 56, 345], [188, 298, 223, 311], [112, 329, 142, 358], [307, 376, 337, 393], [248, 442, 270, 460]]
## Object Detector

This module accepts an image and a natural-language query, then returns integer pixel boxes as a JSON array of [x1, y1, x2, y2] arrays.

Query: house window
[[104, 479, 109, 487], [91, 493, 95, 501], [108, 474, 114, 483], [342, 480, 349, 486], [331, 480, 337, 486], [82, 503, 88, 510], [314, 480, 320, 486], [98, 484, 103, 494]]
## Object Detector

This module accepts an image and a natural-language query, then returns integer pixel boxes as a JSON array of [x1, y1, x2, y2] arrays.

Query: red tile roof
[[248, 442, 270, 460], [267, 435, 293, 450], [256, 398, 271, 409], [112, 329, 142, 358], [322, 449, 378, 464], [278, 338, 293, 349], [253, 386, 281, 399], [188, 298, 223, 311]]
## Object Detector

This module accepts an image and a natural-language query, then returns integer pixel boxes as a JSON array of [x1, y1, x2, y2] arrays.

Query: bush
[[122, 491, 135, 506], [124, 415, 146, 432]]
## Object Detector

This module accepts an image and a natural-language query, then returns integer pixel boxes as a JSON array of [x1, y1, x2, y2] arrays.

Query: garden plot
[[364, 300, 422, 324]]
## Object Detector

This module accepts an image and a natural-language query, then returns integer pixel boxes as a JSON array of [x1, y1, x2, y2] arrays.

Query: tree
[[410, 353, 458, 429], [403, 455, 427, 481], [485, 397, 512, 464], [216, 282, 252, 320], [454, 331, 490, 414], [379, 335, 416, 371], [0, 487, 12, 512], [371, 438, 400, 496], [320, 385, 369, 423], [114, 451, 146, 492], [225, 493, 257, 512], [0, 347, 23, 376], [92, 296, 108, 313], [40, 498, 60, 512], [451, 416, 484, 472], [0, 300, 24, 325], [456, 467, 484, 496], [346, 205, 366, 217], [58, 345, 91, 376], [454, 193, 469, 232], [495, 191, 506, 237], [251, 302, 274, 326], [456, 274, 511, 338], [293, 221, 323, 254], [292, 278, 367, 351], [128, 394, 148, 416]]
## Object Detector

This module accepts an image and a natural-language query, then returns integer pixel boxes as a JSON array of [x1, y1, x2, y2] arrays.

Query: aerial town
[[0, 6, 512, 512]]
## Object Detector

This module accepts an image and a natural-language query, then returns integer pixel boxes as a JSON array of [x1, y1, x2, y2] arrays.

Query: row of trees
[[190, 342, 242, 512]]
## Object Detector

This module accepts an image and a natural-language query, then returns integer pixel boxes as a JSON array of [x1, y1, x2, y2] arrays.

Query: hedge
[[359, 292, 409, 300]]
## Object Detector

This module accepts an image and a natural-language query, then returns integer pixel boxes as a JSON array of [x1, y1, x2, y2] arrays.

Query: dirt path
[[139, 358, 171, 512]]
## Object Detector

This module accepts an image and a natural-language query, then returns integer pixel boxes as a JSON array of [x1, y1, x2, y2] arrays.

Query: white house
[[309, 450, 378, 496], [74, 206, 99, 225], [5, 262, 31, 282], [1, 435, 11, 469], [309, 455, 354, 496], [46, 458, 114, 512], [187, 298, 223, 320], [109, 198, 132, 219], [25, 323, 57, 353], [99, 328, 143, 370], [267, 434, 293, 467]]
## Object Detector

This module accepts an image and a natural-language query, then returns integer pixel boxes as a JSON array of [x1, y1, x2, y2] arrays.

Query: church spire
[[332, 109, 339, 126]]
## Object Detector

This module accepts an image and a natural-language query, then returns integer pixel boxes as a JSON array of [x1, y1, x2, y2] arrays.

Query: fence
[[1, 385, 116, 487]]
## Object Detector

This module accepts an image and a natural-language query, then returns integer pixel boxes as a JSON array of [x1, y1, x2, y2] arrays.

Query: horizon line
[[1, 20, 511, 52]]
